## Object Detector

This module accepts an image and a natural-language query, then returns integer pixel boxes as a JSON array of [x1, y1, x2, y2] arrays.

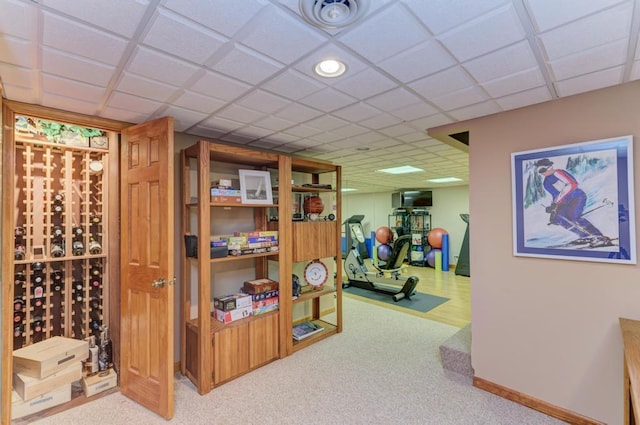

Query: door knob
[[151, 278, 166, 288]]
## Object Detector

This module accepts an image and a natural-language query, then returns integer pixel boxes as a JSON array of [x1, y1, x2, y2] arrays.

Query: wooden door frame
[[1, 100, 130, 423]]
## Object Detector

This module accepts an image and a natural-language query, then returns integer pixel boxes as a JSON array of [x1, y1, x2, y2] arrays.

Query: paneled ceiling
[[1, 0, 639, 193]]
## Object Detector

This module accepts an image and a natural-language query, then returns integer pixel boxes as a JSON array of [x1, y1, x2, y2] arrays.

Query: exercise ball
[[427, 227, 448, 249], [375, 226, 394, 244], [303, 196, 324, 215], [377, 243, 392, 261], [426, 248, 442, 268]]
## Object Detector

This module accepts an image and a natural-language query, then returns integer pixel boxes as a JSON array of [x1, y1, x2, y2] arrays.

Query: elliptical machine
[[342, 217, 419, 302]]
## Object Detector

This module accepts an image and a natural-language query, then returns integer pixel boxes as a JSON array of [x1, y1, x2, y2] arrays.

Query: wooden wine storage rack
[[12, 137, 111, 350]]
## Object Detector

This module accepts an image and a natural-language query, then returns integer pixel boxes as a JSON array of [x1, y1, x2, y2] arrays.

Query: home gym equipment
[[343, 219, 419, 302], [455, 214, 470, 277], [427, 227, 448, 248], [342, 215, 369, 259], [377, 243, 392, 261], [375, 225, 394, 244]]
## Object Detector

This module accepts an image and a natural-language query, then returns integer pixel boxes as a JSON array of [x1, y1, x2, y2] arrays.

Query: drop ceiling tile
[[305, 115, 350, 132], [274, 103, 324, 122], [41, 91, 99, 116], [0, 63, 32, 87], [220, 133, 255, 144], [252, 115, 297, 132], [232, 125, 274, 139], [42, 47, 115, 86], [200, 115, 245, 133], [127, 46, 199, 86], [332, 102, 381, 122], [378, 40, 456, 83], [408, 66, 473, 99], [403, 0, 508, 35], [40, 0, 149, 37], [1, 0, 37, 38], [555, 66, 624, 97], [172, 91, 226, 115], [463, 41, 537, 83], [366, 87, 423, 111], [239, 6, 326, 64], [549, 39, 627, 81], [1, 83, 37, 104], [308, 132, 345, 144], [481, 68, 545, 98], [211, 43, 283, 85], [378, 123, 416, 138], [524, 0, 626, 32], [215, 104, 267, 124], [261, 69, 325, 100], [298, 87, 356, 113], [162, 105, 209, 132], [116, 72, 178, 102], [538, 2, 632, 60], [0, 36, 35, 68], [282, 124, 323, 138], [447, 100, 502, 121], [107, 91, 163, 115], [337, 3, 427, 63], [437, 4, 525, 62], [41, 73, 105, 103], [358, 113, 403, 130], [431, 85, 488, 112], [236, 90, 291, 114], [190, 71, 251, 100], [163, 0, 267, 38], [408, 114, 454, 132], [189, 125, 227, 139], [142, 9, 227, 65], [495, 86, 552, 111], [389, 102, 439, 121], [332, 68, 398, 100], [331, 124, 369, 138], [43, 11, 128, 66]]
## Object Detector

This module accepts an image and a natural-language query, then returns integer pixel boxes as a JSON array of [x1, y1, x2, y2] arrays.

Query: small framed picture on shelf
[[239, 169, 273, 204]]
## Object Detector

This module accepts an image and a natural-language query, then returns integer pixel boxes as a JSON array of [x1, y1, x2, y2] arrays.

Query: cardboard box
[[13, 336, 88, 379], [214, 293, 252, 311], [243, 278, 279, 294], [13, 361, 82, 400], [211, 195, 242, 204], [213, 305, 253, 323], [11, 384, 71, 420], [82, 368, 118, 397]]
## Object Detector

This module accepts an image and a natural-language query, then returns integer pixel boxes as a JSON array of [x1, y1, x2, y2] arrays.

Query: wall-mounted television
[[392, 190, 433, 208]]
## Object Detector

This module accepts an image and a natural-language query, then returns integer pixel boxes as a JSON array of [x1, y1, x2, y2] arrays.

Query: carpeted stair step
[[439, 323, 474, 377]]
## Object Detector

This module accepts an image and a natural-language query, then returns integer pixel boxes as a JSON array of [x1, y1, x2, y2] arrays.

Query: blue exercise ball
[[426, 249, 442, 268], [377, 243, 392, 261]]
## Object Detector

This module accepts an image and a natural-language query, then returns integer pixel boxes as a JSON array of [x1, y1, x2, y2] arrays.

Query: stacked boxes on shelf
[[210, 179, 241, 204], [242, 278, 279, 315], [11, 336, 88, 419], [213, 293, 253, 324], [227, 231, 279, 257]]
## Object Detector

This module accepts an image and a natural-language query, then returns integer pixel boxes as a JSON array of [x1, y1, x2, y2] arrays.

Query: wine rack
[[12, 131, 111, 350]]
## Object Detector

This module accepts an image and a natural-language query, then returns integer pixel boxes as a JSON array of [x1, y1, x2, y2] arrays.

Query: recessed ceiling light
[[299, 0, 370, 29], [378, 165, 424, 174], [314, 59, 347, 78], [341, 188, 357, 192], [428, 177, 462, 183]]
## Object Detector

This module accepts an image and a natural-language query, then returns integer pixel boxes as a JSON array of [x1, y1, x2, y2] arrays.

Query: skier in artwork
[[534, 158, 612, 247]]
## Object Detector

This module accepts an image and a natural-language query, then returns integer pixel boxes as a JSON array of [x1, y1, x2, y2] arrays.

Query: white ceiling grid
[[1, 0, 639, 193]]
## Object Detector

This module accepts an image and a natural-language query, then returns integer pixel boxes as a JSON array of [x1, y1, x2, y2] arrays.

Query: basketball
[[303, 196, 324, 214], [427, 227, 448, 249], [375, 226, 394, 244]]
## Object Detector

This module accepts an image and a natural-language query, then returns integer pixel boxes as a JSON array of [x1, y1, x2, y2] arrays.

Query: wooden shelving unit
[[179, 140, 342, 394]]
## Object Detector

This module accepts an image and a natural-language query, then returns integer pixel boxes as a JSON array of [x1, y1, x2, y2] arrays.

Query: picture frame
[[238, 169, 273, 205], [511, 135, 636, 264]]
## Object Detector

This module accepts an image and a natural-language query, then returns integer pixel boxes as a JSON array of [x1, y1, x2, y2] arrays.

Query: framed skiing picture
[[511, 135, 636, 264]]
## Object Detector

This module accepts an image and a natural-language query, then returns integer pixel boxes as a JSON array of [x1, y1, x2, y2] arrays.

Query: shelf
[[291, 319, 338, 351], [274, 185, 334, 193], [292, 285, 336, 304], [210, 251, 279, 263], [187, 310, 279, 334], [185, 202, 278, 208]]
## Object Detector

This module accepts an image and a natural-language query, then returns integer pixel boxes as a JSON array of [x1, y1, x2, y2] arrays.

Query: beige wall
[[432, 80, 640, 424]]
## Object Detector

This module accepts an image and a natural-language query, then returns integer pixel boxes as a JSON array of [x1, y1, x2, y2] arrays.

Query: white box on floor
[[13, 336, 88, 379], [82, 368, 118, 397], [13, 361, 82, 401], [11, 384, 71, 419]]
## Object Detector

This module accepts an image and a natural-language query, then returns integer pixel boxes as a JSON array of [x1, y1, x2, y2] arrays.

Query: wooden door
[[120, 117, 174, 419]]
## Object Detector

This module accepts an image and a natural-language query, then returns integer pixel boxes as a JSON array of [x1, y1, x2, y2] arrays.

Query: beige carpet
[[32, 297, 565, 425]]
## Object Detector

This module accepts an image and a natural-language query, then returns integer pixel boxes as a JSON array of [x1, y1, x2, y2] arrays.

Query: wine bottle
[[14, 325, 24, 338], [32, 285, 45, 307], [51, 242, 65, 257], [52, 226, 64, 238], [90, 276, 102, 288], [86, 335, 99, 375], [14, 271, 26, 286], [31, 272, 44, 286], [14, 297, 25, 312], [88, 237, 102, 255], [89, 297, 101, 309], [73, 226, 83, 237], [98, 327, 112, 371], [89, 312, 101, 333], [72, 240, 84, 256], [15, 226, 25, 237], [51, 269, 63, 291], [73, 281, 84, 302], [14, 244, 25, 260], [31, 316, 43, 334]]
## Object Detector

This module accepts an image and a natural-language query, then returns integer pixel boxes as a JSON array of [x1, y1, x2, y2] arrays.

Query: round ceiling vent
[[299, 0, 370, 29]]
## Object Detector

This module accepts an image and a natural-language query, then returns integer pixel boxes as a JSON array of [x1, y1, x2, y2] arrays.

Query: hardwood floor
[[342, 261, 471, 328]]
